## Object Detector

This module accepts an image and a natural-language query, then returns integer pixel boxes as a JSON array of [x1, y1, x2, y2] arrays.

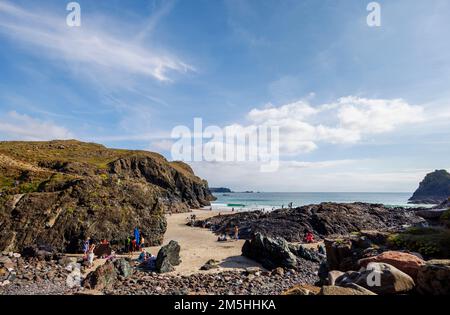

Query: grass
[[0, 140, 205, 185]]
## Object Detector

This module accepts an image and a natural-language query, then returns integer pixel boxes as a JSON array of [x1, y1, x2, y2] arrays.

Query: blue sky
[[0, 0, 449, 192]]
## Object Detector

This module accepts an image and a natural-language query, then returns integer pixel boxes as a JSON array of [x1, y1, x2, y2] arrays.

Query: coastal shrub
[[388, 227, 450, 259], [440, 209, 450, 221]]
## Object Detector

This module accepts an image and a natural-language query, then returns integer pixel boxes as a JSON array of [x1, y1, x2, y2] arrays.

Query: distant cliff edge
[[409, 169, 450, 204]]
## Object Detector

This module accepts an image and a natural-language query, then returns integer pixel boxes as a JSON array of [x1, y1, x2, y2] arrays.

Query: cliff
[[409, 170, 450, 204], [0, 140, 215, 253]]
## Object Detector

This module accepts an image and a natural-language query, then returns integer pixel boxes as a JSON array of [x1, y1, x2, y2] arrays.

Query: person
[[232, 207, 235, 212], [101, 239, 108, 245], [83, 237, 90, 258], [88, 243, 96, 267], [134, 227, 140, 247], [140, 236, 145, 249], [318, 244, 326, 255], [234, 226, 239, 240], [131, 237, 137, 252], [125, 236, 131, 253], [218, 233, 227, 242], [304, 231, 314, 243], [138, 248, 148, 263]]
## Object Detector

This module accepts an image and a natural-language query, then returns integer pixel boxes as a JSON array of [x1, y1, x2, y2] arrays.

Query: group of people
[[125, 227, 146, 253], [217, 225, 239, 242]]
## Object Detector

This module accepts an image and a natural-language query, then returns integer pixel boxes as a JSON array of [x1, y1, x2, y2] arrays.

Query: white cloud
[[0, 111, 73, 140], [0, 1, 193, 82], [242, 96, 425, 154]]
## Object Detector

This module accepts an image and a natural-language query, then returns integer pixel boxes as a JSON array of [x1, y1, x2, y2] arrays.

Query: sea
[[206, 192, 434, 211]]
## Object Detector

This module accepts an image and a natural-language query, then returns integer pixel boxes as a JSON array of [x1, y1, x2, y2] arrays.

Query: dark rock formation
[[0, 140, 214, 253], [409, 170, 450, 204], [196, 202, 425, 242], [113, 259, 132, 278], [83, 261, 117, 290], [242, 233, 298, 270], [155, 240, 181, 273]]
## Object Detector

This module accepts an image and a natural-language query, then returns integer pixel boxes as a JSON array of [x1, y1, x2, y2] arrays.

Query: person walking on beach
[[234, 226, 239, 240], [131, 237, 137, 252]]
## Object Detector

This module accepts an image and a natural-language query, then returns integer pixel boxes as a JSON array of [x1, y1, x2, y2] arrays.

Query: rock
[[328, 270, 344, 286], [417, 259, 450, 295], [58, 256, 78, 267], [360, 230, 390, 245], [282, 284, 321, 295], [200, 259, 220, 271], [113, 259, 132, 278], [196, 202, 424, 242], [358, 251, 425, 281], [271, 267, 284, 276], [242, 233, 297, 270], [289, 244, 324, 263], [409, 169, 450, 204], [155, 240, 181, 273], [320, 285, 376, 295], [324, 238, 355, 271], [354, 262, 415, 295], [0, 140, 214, 253], [83, 261, 117, 290]]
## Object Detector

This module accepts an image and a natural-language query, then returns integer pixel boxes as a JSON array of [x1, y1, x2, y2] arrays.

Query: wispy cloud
[[0, 1, 193, 82], [0, 111, 73, 140]]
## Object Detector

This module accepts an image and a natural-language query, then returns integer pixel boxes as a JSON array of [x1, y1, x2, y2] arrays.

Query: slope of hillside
[[0, 140, 215, 253]]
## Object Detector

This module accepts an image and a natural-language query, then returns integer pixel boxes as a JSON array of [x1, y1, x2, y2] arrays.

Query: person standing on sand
[[83, 237, 90, 258], [140, 236, 145, 249], [88, 243, 96, 267], [131, 237, 137, 252], [234, 226, 239, 240]]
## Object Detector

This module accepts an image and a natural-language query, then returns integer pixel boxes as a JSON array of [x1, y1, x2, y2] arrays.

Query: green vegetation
[[388, 227, 450, 258]]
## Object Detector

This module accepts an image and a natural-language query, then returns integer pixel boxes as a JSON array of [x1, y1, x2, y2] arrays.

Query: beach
[[145, 210, 265, 275]]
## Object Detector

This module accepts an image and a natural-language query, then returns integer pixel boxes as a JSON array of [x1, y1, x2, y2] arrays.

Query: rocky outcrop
[[155, 240, 181, 273], [196, 203, 425, 242], [241, 233, 324, 271], [409, 170, 450, 204], [358, 251, 425, 281], [335, 262, 415, 295], [83, 261, 117, 290], [417, 259, 450, 295], [0, 140, 214, 253], [242, 233, 298, 270]]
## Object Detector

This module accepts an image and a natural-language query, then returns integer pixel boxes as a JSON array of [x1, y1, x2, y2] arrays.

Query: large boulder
[[241, 233, 297, 270], [417, 259, 450, 295], [83, 261, 117, 290], [155, 240, 181, 273], [319, 285, 376, 295], [113, 258, 132, 278], [359, 251, 425, 281], [324, 238, 355, 271], [353, 262, 415, 295]]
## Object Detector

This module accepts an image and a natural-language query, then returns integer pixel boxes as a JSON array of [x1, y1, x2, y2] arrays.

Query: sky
[[0, 0, 449, 192]]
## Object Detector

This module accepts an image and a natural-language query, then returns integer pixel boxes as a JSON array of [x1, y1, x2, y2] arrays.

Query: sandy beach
[[145, 210, 265, 275]]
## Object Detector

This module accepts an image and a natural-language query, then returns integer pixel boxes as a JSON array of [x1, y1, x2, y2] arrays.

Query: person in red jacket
[[304, 231, 314, 243]]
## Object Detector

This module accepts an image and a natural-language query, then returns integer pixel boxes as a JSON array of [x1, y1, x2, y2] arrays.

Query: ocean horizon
[[208, 191, 432, 211]]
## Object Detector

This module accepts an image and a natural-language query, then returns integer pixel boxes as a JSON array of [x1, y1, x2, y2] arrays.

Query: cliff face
[[409, 170, 450, 204], [0, 140, 214, 253]]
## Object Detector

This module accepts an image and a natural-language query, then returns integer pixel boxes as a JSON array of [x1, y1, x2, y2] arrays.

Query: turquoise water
[[208, 192, 429, 211]]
